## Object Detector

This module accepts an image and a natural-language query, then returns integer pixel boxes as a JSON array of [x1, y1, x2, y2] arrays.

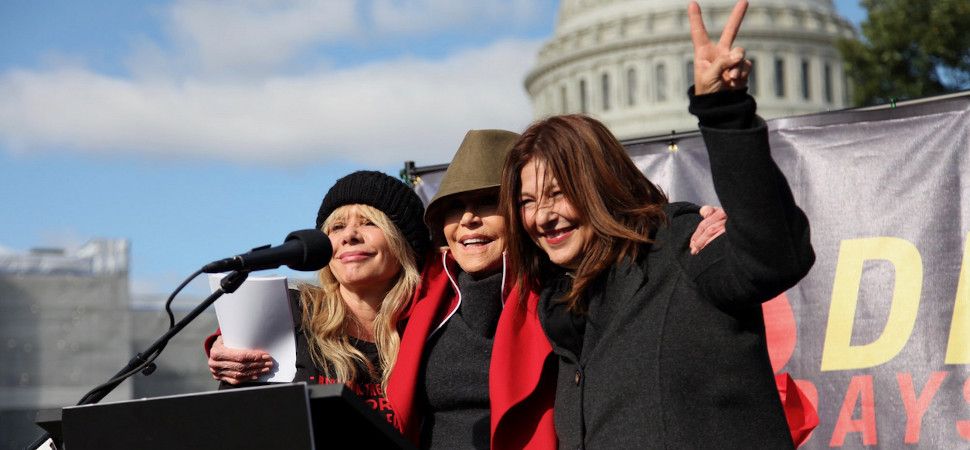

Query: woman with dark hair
[[498, 1, 815, 448]]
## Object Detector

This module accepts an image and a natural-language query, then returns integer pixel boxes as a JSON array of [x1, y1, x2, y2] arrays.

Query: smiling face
[[518, 158, 594, 271], [441, 188, 506, 276], [324, 204, 401, 292]]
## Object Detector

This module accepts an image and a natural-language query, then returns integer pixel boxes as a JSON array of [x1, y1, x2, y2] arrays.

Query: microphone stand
[[25, 270, 250, 450]]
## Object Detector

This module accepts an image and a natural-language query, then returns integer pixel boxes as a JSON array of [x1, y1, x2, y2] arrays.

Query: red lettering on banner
[[958, 376, 970, 441], [830, 375, 877, 446], [763, 294, 796, 372], [897, 372, 947, 443]]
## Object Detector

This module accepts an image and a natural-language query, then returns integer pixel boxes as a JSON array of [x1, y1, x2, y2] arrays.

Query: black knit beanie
[[316, 170, 431, 263]]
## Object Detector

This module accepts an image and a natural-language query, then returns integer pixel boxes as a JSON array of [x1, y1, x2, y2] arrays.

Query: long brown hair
[[499, 114, 668, 311]]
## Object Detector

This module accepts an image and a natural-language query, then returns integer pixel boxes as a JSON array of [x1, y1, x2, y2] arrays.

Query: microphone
[[202, 229, 332, 273]]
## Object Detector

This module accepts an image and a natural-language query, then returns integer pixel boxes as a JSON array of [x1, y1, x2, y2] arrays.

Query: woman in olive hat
[[386, 129, 557, 449]]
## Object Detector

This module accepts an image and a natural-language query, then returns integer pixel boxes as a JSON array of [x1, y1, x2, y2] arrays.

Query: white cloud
[[138, 0, 552, 79], [0, 38, 541, 166], [164, 0, 362, 77], [0, 0, 551, 167]]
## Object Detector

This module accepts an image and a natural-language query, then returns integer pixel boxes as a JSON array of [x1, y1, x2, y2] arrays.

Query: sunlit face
[[325, 205, 401, 292], [519, 158, 594, 271], [441, 189, 506, 276]]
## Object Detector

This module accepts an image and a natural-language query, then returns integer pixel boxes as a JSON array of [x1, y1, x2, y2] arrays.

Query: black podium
[[36, 382, 415, 449]]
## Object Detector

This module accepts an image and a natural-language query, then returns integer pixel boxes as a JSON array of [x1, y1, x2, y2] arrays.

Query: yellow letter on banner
[[945, 232, 970, 364], [821, 237, 922, 371]]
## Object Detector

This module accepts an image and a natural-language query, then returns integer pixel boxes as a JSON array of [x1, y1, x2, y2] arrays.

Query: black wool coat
[[538, 91, 815, 449]]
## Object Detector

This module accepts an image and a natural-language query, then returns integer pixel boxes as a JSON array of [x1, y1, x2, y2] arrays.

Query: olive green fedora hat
[[425, 129, 520, 241]]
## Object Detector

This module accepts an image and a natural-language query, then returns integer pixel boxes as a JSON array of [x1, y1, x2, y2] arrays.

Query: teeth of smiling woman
[[462, 238, 489, 246], [545, 229, 569, 239]]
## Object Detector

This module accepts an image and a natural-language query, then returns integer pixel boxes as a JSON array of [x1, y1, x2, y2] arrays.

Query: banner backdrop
[[407, 92, 970, 449]]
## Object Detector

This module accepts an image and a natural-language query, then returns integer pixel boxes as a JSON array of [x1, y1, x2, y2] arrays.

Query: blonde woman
[[206, 170, 430, 424]]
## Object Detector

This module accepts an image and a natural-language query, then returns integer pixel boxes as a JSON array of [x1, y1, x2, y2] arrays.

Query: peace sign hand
[[689, 0, 752, 95]]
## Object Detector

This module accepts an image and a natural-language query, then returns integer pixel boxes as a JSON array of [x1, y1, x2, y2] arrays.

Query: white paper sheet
[[209, 273, 297, 382]]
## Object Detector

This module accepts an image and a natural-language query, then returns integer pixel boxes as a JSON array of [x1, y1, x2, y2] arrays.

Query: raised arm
[[685, 1, 814, 306]]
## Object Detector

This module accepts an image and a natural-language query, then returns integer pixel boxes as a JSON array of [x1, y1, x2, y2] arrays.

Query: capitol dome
[[525, 0, 856, 139]]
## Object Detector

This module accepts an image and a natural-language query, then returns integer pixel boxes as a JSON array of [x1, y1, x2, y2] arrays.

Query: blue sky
[[0, 0, 866, 301]]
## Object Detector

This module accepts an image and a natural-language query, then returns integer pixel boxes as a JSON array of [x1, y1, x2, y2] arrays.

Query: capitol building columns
[[525, 0, 856, 139]]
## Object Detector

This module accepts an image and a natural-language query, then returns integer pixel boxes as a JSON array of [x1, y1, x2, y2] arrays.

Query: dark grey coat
[[538, 92, 815, 449]]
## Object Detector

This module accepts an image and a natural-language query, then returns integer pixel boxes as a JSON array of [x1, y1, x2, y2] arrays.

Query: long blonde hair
[[298, 204, 421, 390]]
